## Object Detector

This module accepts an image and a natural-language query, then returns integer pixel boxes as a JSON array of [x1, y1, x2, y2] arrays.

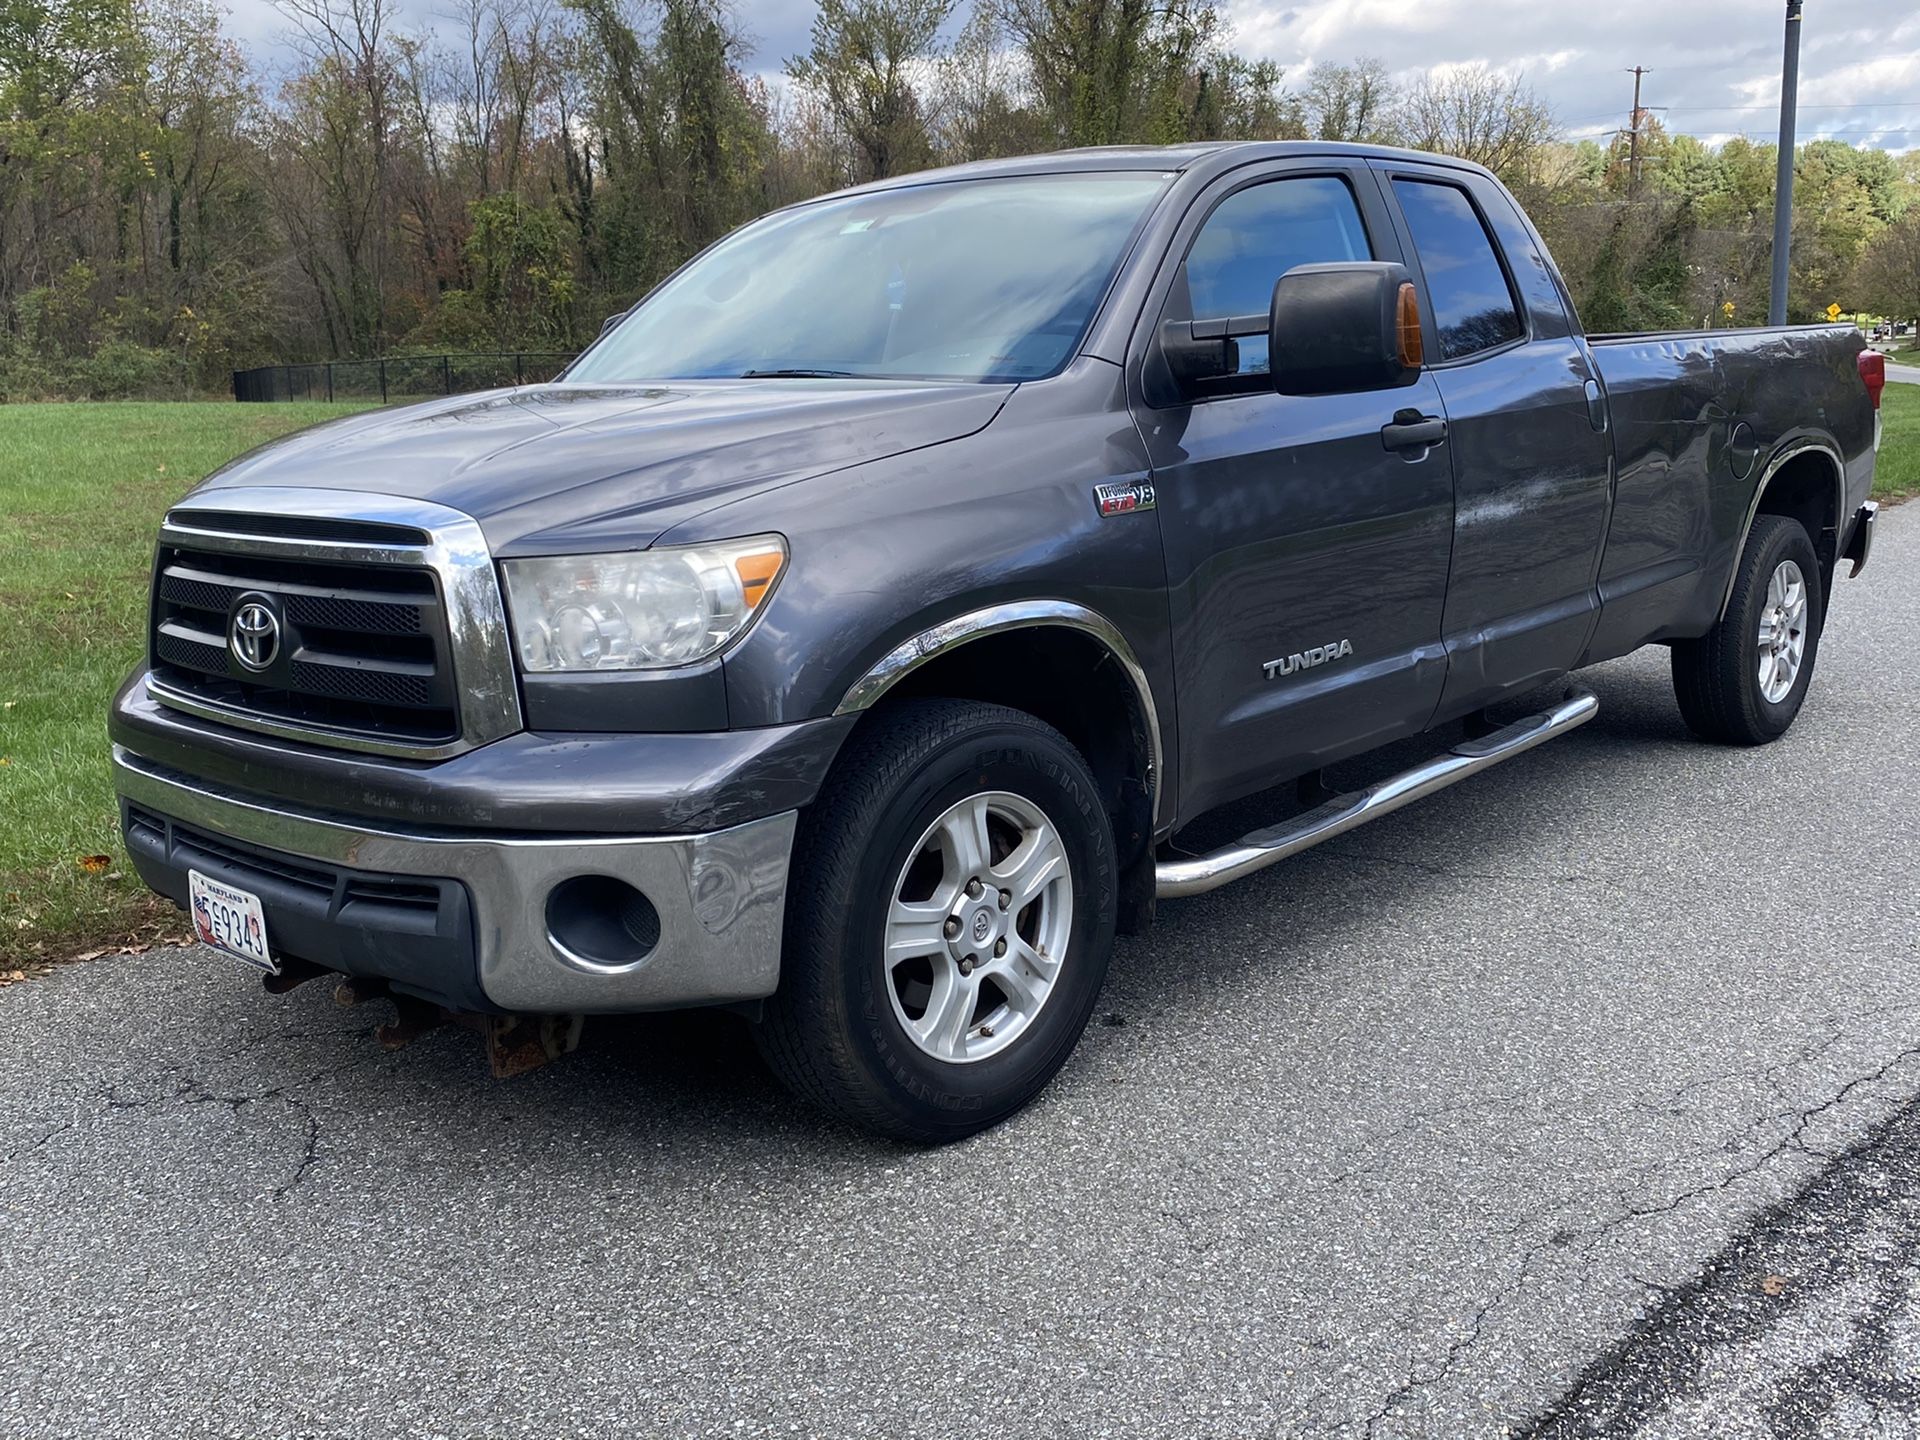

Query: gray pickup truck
[[111, 142, 1881, 1140]]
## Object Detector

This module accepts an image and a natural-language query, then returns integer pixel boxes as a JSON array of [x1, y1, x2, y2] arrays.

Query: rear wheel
[[755, 698, 1117, 1142], [1672, 514, 1824, 745]]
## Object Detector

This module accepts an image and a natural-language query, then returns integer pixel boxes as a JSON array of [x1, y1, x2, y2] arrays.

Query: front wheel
[[1671, 513, 1824, 745], [755, 699, 1117, 1142]]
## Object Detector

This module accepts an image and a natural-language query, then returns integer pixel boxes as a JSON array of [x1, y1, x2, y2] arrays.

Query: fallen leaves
[[1760, 1274, 1790, 1297], [77, 854, 113, 874]]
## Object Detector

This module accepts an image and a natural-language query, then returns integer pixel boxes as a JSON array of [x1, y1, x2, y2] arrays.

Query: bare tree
[[786, 0, 952, 183], [271, 0, 404, 349], [997, 0, 1224, 147], [1304, 58, 1394, 143], [1398, 65, 1554, 182]]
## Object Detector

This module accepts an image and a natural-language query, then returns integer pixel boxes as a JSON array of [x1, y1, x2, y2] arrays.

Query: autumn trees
[[3, 0, 1916, 399]]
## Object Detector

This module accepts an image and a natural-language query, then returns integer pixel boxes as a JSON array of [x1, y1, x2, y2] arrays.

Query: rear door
[[1130, 159, 1455, 822], [1374, 160, 1615, 720]]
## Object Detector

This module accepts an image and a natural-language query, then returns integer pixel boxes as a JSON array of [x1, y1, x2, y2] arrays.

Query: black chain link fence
[[232, 351, 577, 403]]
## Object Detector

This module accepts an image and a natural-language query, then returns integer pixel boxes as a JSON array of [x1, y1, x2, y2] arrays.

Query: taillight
[[1859, 350, 1886, 410]]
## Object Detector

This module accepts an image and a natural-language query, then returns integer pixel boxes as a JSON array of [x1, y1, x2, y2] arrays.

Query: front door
[[1131, 162, 1456, 823]]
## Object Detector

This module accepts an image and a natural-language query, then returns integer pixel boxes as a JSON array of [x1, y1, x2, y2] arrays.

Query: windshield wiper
[[739, 368, 860, 378]]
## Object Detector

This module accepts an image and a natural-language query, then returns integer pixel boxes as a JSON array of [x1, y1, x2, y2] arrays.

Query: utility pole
[[1770, 0, 1804, 325], [1626, 66, 1651, 196]]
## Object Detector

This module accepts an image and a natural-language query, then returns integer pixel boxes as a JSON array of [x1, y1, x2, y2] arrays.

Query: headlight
[[503, 536, 787, 672]]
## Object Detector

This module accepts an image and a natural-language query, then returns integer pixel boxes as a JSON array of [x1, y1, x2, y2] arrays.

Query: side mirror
[[1268, 262, 1424, 396], [1159, 320, 1239, 393]]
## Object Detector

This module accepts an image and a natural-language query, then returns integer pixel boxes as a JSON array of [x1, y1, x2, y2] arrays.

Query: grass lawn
[[1875, 383, 1920, 501], [0, 401, 371, 969]]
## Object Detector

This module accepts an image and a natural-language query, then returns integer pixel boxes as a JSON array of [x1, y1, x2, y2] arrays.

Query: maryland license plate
[[188, 869, 277, 974]]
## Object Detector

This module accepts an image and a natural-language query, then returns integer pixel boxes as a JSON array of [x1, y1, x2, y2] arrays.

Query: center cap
[[970, 909, 994, 945]]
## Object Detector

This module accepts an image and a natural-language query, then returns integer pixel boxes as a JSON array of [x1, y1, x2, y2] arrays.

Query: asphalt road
[[6, 509, 1920, 1440], [1883, 360, 1920, 386]]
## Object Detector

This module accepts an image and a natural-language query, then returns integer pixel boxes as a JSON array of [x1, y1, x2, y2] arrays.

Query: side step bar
[[1154, 687, 1599, 900]]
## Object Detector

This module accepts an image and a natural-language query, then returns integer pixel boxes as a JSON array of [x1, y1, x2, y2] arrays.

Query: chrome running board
[[1154, 687, 1599, 900]]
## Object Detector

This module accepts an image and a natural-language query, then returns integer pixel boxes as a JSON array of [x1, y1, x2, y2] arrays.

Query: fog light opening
[[546, 875, 662, 971]]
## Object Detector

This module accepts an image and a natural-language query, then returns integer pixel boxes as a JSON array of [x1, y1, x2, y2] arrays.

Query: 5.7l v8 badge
[[1093, 481, 1156, 518]]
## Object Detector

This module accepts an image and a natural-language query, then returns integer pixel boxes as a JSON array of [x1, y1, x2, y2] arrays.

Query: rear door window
[[1392, 179, 1524, 360]]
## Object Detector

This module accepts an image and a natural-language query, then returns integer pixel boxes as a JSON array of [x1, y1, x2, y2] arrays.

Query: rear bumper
[[1844, 500, 1878, 578], [112, 746, 795, 1014]]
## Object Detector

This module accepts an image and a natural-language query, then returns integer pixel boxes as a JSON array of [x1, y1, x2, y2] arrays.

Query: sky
[[220, 0, 1920, 151]]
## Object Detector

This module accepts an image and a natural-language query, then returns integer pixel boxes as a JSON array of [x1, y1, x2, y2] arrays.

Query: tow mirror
[[1269, 261, 1424, 396]]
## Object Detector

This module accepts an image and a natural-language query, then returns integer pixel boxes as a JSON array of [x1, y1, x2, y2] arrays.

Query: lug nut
[[959, 958, 975, 976], [994, 938, 1007, 957], [966, 878, 984, 899], [943, 917, 961, 938], [998, 889, 1011, 910]]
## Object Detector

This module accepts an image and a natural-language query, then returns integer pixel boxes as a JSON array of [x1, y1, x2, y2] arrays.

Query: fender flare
[[832, 599, 1165, 824], [1718, 436, 1846, 621]]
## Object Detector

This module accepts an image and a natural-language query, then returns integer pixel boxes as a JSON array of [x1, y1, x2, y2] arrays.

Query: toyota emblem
[[229, 596, 281, 671]]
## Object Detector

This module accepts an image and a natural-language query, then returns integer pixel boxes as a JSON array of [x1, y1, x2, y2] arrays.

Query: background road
[[5, 511, 1919, 1439]]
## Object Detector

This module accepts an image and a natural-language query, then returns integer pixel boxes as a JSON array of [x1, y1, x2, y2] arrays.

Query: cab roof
[[824, 141, 1495, 200]]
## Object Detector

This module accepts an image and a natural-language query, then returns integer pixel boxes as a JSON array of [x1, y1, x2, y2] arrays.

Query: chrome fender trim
[[833, 600, 1165, 824]]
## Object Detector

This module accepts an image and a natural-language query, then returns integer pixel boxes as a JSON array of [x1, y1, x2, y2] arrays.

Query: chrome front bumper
[[111, 746, 795, 1013]]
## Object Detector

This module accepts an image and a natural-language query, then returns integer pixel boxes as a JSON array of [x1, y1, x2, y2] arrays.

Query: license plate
[[188, 869, 277, 974]]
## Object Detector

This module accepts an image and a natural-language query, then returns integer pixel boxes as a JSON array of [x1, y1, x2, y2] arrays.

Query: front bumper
[[113, 746, 795, 1014]]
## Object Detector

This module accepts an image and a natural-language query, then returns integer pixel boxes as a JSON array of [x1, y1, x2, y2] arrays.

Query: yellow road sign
[[1827, 302, 1844, 321]]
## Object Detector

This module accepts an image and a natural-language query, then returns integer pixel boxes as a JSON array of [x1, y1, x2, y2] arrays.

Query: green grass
[[1875, 383, 1920, 501], [0, 401, 372, 968]]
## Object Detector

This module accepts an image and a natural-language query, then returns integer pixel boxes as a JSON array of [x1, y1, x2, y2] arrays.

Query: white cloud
[[1226, 0, 1918, 149], [219, 0, 1920, 150]]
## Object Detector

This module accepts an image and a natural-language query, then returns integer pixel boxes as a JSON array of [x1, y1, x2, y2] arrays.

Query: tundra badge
[[1264, 639, 1354, 680], [1093, 481, 1156, 517]]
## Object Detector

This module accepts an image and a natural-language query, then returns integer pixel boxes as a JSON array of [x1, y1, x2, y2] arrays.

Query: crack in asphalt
[[1363, 1246, 1548, 1439], [1349, 1022, 1920, 1437], [1518, 1084, 1920, 1437], [6, 1031, 384, 1198], [1320, 844, 1648, 897]]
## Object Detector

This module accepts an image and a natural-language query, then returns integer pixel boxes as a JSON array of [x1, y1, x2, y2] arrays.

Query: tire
[[754, 698, 1117, 1143], [1671, 514, 1824, 746]]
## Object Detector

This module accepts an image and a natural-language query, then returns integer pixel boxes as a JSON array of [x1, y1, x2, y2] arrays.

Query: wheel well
[[850, 626, 1156, 866], [1755, 450, 1841, 592]]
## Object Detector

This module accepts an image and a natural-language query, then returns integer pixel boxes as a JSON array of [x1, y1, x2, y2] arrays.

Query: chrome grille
[[146, 490, 522, 759]]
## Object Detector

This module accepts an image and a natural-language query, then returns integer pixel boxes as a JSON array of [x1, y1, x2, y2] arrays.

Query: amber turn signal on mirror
[[1397, 283, 1424, 370]]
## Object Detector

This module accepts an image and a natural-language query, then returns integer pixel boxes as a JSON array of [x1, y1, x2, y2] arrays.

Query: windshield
[[566, 173, 1170, 385]]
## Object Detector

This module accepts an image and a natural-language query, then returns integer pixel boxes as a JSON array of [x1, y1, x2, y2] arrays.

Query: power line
[[1559, 101, 1920, 126], [1564, 124, 1920, 141]]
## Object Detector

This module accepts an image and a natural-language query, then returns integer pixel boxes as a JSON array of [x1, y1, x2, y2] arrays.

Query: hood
[[195, 379, 1013, 553]]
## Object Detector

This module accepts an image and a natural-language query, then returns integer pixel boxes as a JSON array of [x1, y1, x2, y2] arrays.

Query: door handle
[[1381, 412, 1447, 452], [1583, 377, 1609, 433]]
